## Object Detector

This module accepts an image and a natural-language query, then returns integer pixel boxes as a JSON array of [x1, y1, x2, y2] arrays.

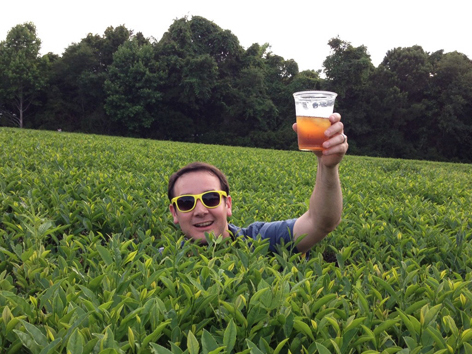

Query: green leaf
[[150, 343, 173, 354], [371, 275, 399, 302], [201, 329, 218, 354], [397, 308, 420, 338], [405, 299, 429, 315], [249, 287, 270, 306], [20, 248, 35, 262], [142, 320, 171, 348], [38, 338, 62, 354], [324, 316, 340, 335], [0, 247, 19, 260], [351, 335, 375, 347], [194, 294, 218, 315], [123, 250, 138, 265], [353, 287, 370, 315], [426, 326, 446, 349], [38, 279, 65, 309], [61, 313, 88, 345], [462, 328, 472, 343], [2, 305, 12, 325], [160, 276, 177, 298], [315, 342, 331, 354], [373, 319, 399, 336], [207, 348, 226, 354], [246, 339, 264, 354], [422, 304, 442, 328], [273, 338, 289, 354], [13, 330, 40, 353], [462, 342, 472, 354], [353, 325, 376, 348], [443, 315, 459, 337], [170, 342, 185, 354], [96, 244, 113, 266], [283, 311, 294, 337], [128, 327, 135, 350], [6, 316, 25, 334], [340, 328, 360, 354], [328, 339, 342, 354], [403, 336, 417, 350], [293, 320, 314, 341], [38, 221, 53, 235], [20, 320, 48, 347], [100, 326, 116, 350], [312, 294, 337, 312], [344, 317, 366, 332], [223, 319, 237, 353], [187, 330, 200, 354], [98, 349, 119, 354], [88, 274, 106, 291], [67, 328, 85, 354]]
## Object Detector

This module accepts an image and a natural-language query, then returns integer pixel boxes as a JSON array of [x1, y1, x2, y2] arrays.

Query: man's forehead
[[174, 170, 221, 194]]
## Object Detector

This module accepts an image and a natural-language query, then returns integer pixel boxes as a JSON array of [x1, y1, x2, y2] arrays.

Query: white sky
[[2, 0, 470, 72]]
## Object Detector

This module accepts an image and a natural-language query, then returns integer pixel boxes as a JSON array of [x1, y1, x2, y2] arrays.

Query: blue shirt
[[227, 218, 299, 253]]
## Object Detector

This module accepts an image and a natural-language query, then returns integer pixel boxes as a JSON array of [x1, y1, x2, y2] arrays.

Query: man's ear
[[225, 195, 232, 218], [169, 204, 179, 224]]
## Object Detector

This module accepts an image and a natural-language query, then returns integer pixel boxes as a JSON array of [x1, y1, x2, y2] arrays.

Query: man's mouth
[[194, 221, 213, 228]]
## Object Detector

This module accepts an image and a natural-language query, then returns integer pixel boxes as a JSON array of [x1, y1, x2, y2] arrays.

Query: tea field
[[1, 127, 471, 354]]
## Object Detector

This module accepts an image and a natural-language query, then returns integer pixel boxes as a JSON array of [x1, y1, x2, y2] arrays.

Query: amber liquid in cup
[[297, 116, 331, 151]]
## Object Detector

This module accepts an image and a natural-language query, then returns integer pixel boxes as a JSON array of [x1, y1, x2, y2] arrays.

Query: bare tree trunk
[[19, 99, 23, 128], [16, 88, 24, 128]]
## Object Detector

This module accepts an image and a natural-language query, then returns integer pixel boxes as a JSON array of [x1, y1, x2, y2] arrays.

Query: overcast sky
[[2, 0, 470, 72]]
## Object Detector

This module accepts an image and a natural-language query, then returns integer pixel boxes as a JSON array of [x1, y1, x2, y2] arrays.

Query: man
[[168, 113, 347, 254]]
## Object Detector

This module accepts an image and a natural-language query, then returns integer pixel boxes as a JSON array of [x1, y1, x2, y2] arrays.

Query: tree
[[40, 25, 133, 133], [155, 16, 244, 142], [372, 46, 435, 159], [288, 69, 322, 92], [323, 37, 374, 97], [229, 65, 278, 133], [381, 45, 432, 101], [363, 65, 410, 157], [263, 53, 299, 130], [221, 43, 279, 138], [104, 39, 163, 135], [322, 38, 374, 153], [430, 51, 472, 161], [0, 22, 47, 127]]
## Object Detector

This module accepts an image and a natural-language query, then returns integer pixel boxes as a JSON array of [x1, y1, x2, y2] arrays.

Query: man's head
[[168, 162, 232, 242]]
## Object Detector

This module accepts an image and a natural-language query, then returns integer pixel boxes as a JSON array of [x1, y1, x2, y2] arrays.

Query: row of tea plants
[[1, 128, 471, 353]]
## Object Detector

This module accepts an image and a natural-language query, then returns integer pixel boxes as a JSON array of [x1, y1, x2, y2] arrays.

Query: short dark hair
[[168, 162, 230, 201]]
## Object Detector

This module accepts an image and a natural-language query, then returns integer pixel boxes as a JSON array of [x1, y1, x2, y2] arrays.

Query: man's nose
[[193, 199, 208, 215]]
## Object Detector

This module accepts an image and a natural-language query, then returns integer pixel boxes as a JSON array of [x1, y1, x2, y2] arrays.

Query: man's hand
[[292, 113, 348, 168]]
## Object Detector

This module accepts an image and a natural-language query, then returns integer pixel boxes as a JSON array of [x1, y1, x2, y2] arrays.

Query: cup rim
[[293, 90, 337, 99]]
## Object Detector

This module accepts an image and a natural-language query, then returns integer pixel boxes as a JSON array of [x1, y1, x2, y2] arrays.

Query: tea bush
[[1, 128, 471, 354]]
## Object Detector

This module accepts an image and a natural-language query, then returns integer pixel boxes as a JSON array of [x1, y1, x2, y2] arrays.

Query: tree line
[[1, 17, 471, 163]]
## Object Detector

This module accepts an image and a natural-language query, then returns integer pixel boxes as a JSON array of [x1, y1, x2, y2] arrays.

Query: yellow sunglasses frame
[[171, 190, 228, 213]]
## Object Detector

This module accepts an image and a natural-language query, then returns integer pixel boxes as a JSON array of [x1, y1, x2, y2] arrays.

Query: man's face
[[169, 170, 232, 243]]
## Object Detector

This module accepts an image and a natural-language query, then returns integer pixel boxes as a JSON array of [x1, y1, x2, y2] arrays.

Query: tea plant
[[1, 127, 471, 353]]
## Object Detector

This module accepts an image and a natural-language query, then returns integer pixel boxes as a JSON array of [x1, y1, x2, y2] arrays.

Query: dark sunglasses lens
[[177, 196, 195, 211], [202, 192, 221, 207]]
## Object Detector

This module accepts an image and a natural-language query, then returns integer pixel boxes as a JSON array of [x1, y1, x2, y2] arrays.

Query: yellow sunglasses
[[171, 190, 228, 213]]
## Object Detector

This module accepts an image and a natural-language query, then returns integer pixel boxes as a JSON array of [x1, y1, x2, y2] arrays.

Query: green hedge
[[1, 127, 471, 353]]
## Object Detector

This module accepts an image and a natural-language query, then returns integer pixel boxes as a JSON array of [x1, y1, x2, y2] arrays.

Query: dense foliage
[[1, 18, 472, 162], [1, 127, 471, 353]]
